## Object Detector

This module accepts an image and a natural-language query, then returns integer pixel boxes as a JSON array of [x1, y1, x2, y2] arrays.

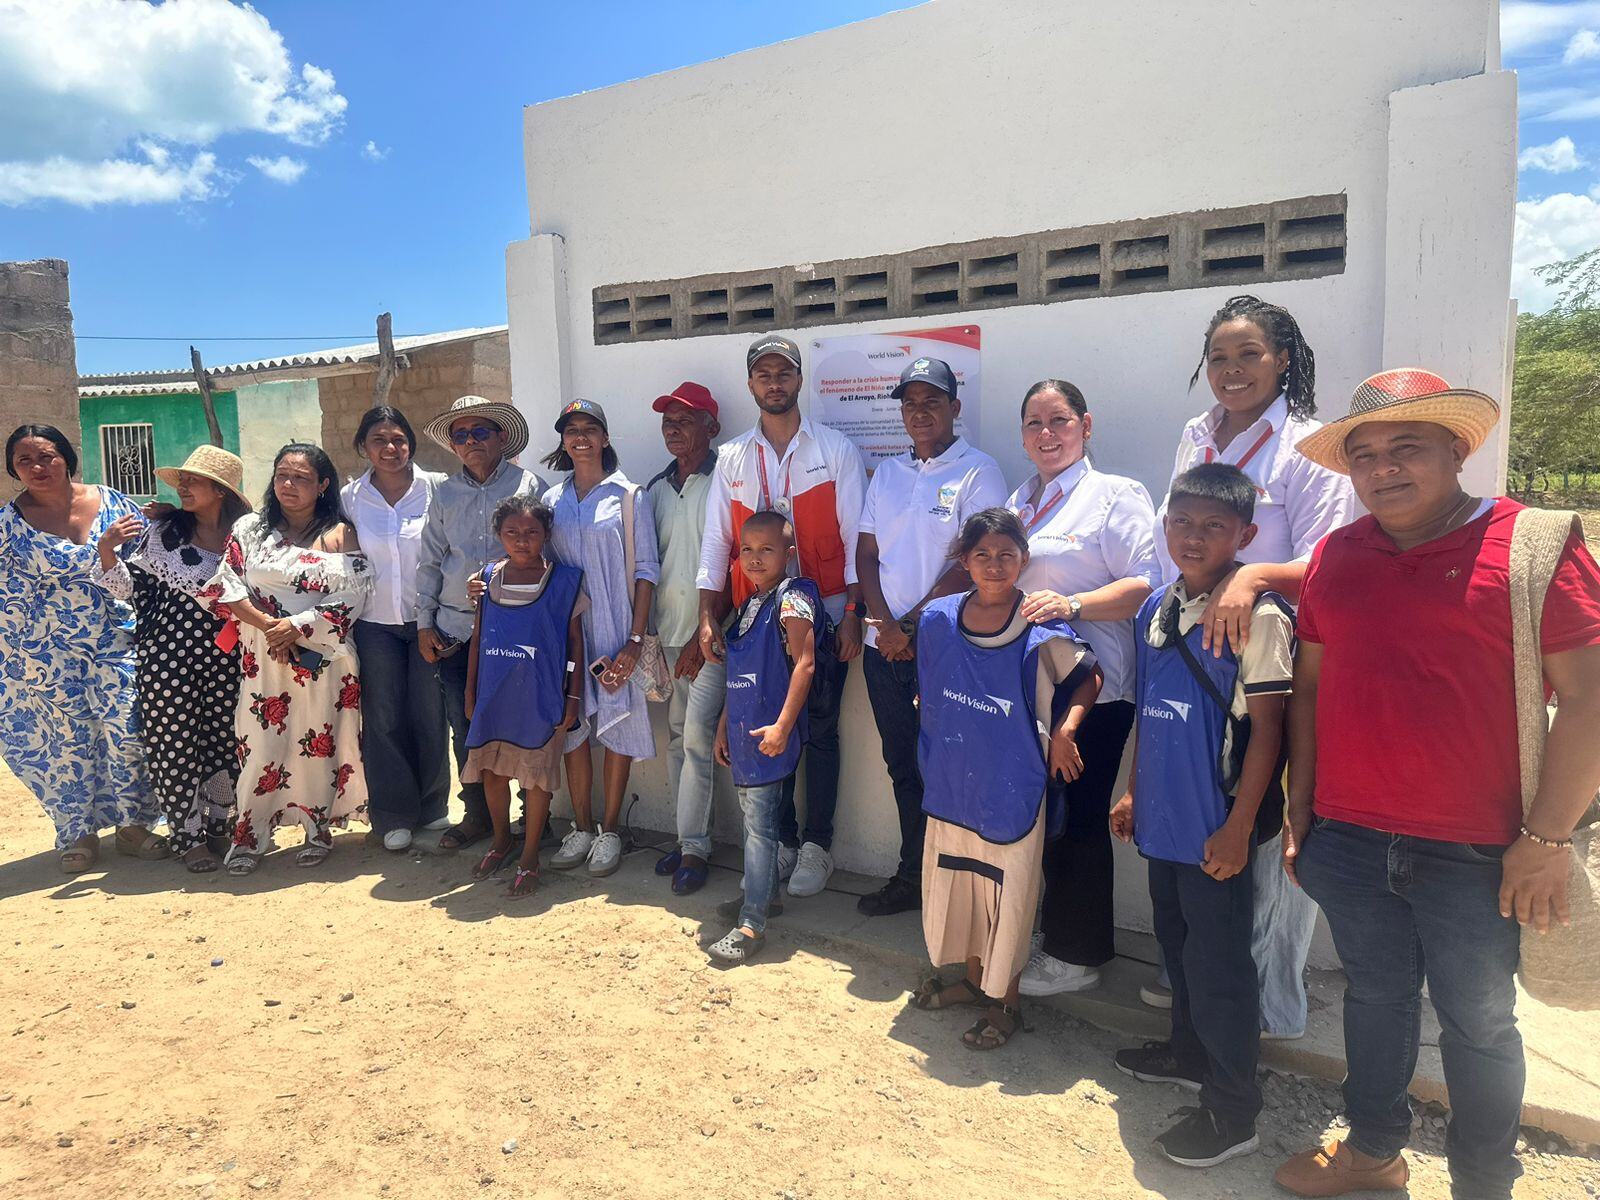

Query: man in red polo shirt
[[1274, 370, 1600, 1200]]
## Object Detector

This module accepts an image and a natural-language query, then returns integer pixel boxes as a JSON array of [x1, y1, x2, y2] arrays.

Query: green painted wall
[[79, 392, 241, 501]]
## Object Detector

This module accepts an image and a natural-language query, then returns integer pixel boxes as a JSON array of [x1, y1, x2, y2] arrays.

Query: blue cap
[[890, 356, 958, 400]]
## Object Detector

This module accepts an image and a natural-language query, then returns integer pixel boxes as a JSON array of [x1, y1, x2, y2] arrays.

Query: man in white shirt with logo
[[856, 356, 1009, 916], [697, 335, 867, 898]]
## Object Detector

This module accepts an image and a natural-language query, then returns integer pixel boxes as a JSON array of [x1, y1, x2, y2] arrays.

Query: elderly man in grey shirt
[[416, 395, 546, 852]]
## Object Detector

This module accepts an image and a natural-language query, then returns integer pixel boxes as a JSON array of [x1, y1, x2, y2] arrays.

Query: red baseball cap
[[652, 381, 719, 418]]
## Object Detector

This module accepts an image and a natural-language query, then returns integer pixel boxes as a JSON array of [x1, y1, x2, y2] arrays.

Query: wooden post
[[372, 312, 398, 406], [189, 346, 225, 447]]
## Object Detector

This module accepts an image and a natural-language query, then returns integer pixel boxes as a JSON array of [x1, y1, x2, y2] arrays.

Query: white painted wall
[[235, 379, 323, 500], [506, 0, 1516, 954]]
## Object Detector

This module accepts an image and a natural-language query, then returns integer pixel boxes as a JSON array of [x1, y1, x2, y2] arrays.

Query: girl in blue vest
[[909, 507, 1101, 1051], [709, 510, 819, 963], [464, 495, 586, 899]]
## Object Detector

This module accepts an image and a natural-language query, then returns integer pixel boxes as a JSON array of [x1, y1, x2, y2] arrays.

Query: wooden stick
[[372, 312, 397, 406], [189, 346, 225, 447]]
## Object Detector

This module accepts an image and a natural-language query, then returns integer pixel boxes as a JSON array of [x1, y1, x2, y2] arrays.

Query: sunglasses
[[450, 426, 499, 445]]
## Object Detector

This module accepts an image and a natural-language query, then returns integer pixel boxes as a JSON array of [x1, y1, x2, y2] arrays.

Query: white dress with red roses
[[212, 514, 373, 859]]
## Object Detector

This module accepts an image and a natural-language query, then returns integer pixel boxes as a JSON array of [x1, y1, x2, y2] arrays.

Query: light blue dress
[[0, 487, 156, 847], [544, 471, 660, 759]]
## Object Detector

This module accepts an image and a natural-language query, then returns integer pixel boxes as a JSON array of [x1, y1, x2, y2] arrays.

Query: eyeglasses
[[450, 426, 498, 445]]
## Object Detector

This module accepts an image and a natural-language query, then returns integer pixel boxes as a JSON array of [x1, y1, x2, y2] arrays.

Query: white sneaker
[[1018, 951, 1101, 997], [551, 827, 594, 870], [420, 816, 452, 831], [787, 842, 833, 897], [382, 829, 412, 852], [776, 843, 798, 882], [587, 831, 623, 877], [1140, 981, 1174, 1010], [1260, 1028, 1305, 1042]]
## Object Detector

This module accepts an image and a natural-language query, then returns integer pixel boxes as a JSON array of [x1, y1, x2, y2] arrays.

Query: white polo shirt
[[1007, 458, 1159, 704], [858, 437, 1008, 648], [340, 468, 444, 626], [1153, 394, 1358, 584]]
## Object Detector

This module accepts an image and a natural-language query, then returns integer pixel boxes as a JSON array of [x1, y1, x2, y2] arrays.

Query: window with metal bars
[[100, 423, 157, 497]]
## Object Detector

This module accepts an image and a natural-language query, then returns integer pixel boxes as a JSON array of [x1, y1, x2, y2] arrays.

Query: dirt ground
[[2, 767, 1597, 1200]]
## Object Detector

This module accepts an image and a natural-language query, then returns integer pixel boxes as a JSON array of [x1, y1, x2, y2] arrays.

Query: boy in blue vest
[[1109, 462, 1295, 1168], [709, 510, 820, 964]]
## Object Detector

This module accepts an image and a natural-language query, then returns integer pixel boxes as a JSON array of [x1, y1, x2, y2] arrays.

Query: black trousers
[[1038, 700, 1134, 967], [862, 646, 924, 882], [1150, 852, 1262, 1127]]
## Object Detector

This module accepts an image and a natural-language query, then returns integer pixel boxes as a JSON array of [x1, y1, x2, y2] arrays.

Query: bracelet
[[1520, 824, 1574, 849], [565, 692, 582, 701], [844, 602, 859, 614]]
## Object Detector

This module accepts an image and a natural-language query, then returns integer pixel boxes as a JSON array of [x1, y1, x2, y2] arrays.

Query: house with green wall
[[78, 387, 241, 501]]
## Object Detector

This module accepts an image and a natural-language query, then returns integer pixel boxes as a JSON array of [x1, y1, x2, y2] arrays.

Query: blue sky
[[2, 0, 1598, 377]]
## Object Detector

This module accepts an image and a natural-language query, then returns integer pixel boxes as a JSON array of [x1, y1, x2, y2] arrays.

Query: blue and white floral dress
[[0, 487, 156, 847]]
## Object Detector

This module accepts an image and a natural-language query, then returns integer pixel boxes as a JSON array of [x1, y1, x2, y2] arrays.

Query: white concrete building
[[504, 0, 1517, 945]]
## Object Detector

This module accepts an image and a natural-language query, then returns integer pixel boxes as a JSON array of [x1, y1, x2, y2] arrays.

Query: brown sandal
[[438, 821, 489, 853], [114, 826, 171, 860], [963, 1003, 1025, 1051], [507, 865, 540, 899], [60, 835, 99, 874], [910, 976, 985, 1011]]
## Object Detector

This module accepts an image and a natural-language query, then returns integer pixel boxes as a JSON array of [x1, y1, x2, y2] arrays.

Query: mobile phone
[[588, 656, 612, 679], [293, 646, 326, 672]]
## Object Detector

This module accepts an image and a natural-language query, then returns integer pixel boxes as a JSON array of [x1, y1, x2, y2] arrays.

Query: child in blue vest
[[1110, 463, 1295, 1168], [464, 495, 587, 899], [709, 510, 819, 963], [909, 507, 1101, 1051]]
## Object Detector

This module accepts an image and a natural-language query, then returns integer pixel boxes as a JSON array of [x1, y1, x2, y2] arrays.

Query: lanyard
[[1021, 485, 1068, 534], [755, 443, 794, 514], [1202, 422, 1275, 471]]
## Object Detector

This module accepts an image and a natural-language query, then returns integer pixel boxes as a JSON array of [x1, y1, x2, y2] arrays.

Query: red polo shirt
[[1298, 499, 1600, 844]]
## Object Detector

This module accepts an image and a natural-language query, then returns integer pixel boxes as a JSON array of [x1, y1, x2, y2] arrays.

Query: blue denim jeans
[[862, 647, 924, 882], [778, 647, 847, 850], [354, 621, 450, 834], [661, 646, 725, 860], [737, 781, 784, 934], [1298, 817, 1523, 1200], [1252, 833, 1320, 1036]]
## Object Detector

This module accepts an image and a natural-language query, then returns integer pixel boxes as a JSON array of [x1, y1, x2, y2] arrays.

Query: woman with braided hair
[[1147, 294, 1357, 1041]]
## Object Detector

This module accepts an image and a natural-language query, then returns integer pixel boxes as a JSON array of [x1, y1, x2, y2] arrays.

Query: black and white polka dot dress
[[96, 522, 239, 853]]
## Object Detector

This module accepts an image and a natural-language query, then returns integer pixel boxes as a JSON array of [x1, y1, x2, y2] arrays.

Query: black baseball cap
[[746, 335, 802, 374], [890, 356, 959, 400], [554, 398, 609, 432]]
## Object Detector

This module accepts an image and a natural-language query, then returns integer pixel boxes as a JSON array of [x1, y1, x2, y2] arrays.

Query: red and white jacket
[[695, 416, 866, 610]]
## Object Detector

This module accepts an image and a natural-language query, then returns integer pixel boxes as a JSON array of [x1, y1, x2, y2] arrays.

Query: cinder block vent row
[[591, 193, 1346, 344]]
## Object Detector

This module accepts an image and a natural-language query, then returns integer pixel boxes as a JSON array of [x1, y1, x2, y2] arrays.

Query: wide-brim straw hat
[[153, 444, 251, 507], [1295, 368, 1501, 474], [423, 395, 530, 459]]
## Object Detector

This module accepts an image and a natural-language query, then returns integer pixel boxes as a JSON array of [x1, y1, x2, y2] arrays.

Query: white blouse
[[1152, 394, 1358, 584], [340, 469, 444, 626], [1006, 458, 1159, 705]]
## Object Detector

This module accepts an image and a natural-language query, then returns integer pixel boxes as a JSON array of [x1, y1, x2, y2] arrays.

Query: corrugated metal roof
[[78, 325, 507, 395]]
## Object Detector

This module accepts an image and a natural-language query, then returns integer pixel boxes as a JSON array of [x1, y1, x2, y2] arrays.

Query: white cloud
[[1565, 28, 1600, 63], [361, 140, 388, 162], [0, 147, 224, 207], [1512, 191, 1600, 311], [247, 154, 307, 184], [1519, 136, 1586, 173], [1503, 3, 1600, 55], [0, 0, 345, 206]]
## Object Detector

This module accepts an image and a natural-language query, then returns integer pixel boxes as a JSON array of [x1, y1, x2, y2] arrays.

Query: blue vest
[[466, 561, 582, 753], [1131, 588, 1290, 864], [725, 579, 820, 787], [916, 593, 1084, 845]]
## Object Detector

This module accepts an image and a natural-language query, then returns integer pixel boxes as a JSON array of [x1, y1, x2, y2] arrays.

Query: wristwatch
[[1066, 594, 1083, 620], [897, 616, 917, 639], [628, 633, 643, 645]]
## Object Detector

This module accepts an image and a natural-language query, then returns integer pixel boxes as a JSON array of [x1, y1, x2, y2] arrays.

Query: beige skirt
[[462, 736, 563, 794], [920, 809, 1046, 1000]]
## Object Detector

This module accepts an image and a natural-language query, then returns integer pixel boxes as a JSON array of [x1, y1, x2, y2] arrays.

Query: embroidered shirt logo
[[931, 481, 960, 516]]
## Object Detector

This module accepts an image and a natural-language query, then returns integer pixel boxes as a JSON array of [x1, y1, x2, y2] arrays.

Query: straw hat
[[423, 395, 529, 459], [154, 444, 250, 507], [1295, 368, 1501, 474]]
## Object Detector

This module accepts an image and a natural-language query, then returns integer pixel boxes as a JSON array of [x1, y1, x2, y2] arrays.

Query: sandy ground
[[2, 766, 1598, 1200]]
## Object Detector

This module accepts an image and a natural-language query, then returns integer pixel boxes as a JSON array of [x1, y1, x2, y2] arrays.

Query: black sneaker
[[856, 876, 921, 917], [1114, 1041, 1203, 1092], [1154, 1106, 1258, 1168], [715, 894, 783, 922]]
